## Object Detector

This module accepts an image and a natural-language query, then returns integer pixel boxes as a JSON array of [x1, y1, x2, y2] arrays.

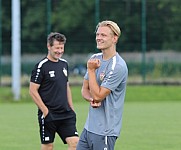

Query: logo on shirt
[[49, 71, 55, 77], [63, 68, 67, 77], [100, 71, 105, 81]]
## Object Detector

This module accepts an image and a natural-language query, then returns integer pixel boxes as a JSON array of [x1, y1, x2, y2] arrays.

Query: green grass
[[0, 85, 181, 149], [0, 102, 180, 150], [1, 85, 181, 102], [125, 85, 181, 101], [120, 102, 181, 150]]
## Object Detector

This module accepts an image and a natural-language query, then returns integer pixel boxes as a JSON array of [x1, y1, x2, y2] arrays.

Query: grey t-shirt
[[84, 52, 128, 137]]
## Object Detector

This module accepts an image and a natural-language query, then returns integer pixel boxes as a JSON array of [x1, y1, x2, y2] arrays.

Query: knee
[[41, 143, 53, 150], [66, 137, 79, 149]]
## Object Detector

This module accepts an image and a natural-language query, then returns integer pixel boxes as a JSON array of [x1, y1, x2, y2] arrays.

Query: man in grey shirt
[[76, 20, 128, 150]]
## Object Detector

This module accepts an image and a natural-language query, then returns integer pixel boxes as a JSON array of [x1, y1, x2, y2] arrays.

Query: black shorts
[[38, 113, 78, 144]]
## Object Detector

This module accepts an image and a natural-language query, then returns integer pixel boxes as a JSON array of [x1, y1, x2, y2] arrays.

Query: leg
[[56, 114, 79, 149], [84, 131, 117, 150], [76, 129, 91, 150], [38, 115, 56, 150], [66, 136, 79, 150], [41, 143, 53, 150]]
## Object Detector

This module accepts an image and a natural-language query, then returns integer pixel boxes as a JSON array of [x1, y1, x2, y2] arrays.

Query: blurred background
[[0, 0, 181, 87]]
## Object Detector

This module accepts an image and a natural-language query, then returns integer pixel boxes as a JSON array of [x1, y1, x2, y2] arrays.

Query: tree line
[[1, 0, 181, 55]]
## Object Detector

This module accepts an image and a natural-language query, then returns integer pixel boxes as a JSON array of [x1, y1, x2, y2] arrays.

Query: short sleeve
[[30, 63, 44, 84], [101, 64, 127, 91]]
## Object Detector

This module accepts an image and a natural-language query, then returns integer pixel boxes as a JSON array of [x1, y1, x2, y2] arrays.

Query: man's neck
[[102, 48, 117, 60], [47, 55, 59, 62]]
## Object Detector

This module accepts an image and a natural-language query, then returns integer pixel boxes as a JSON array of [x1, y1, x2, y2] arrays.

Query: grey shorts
[[76, 128, 117, 150]]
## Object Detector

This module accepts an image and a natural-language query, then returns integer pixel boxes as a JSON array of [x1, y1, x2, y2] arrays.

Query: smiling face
[[47, 40, 65, 62], [96, 26, 118, 51]]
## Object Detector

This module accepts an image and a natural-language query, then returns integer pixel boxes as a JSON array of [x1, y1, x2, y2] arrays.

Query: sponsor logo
[[49, 71, 55, 77]]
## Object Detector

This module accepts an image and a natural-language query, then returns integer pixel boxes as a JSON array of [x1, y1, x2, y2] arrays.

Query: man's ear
[[113, 35, 119, 44], [47, 43, 50, 50]]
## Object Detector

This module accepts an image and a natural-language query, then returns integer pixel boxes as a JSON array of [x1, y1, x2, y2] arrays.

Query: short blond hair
[[96, 20, 121, 37]]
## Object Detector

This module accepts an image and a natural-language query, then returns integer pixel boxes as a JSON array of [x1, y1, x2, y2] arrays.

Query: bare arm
[[87, 59, 111, 103], [67, 82, 74, 111], [82, 79, 101, 108], [29, 82, 48, 117], [81, 79, 93, 102]]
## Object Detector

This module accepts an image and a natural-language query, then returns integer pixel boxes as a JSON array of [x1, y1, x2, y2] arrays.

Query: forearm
[[88, 69, 102, 102], [29, 91, 48, 116], [67, 83, 74, 111], [81, 79, 94, 102], [81, 87, 93, 102]]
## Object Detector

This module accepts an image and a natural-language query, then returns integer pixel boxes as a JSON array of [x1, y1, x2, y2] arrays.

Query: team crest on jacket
[[100, 72, 105, 81], [63, 68, 67, 76]]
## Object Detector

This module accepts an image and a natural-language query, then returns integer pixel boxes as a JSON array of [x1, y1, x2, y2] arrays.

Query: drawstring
[[104, 136, 108, 150]]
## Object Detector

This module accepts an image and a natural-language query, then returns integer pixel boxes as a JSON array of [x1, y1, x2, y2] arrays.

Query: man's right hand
[[43, 108, 49, 118], [87, 58, 101, 71]]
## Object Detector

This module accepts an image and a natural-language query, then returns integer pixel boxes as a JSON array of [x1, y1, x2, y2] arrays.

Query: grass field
[[0, 85, 181, 150]]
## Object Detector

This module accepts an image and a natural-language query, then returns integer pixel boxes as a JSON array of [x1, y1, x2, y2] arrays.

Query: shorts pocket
[[44, 112, 53, 122]]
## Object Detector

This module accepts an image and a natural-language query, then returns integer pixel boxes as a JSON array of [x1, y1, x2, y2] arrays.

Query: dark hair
[[47, 32, 66, 46]]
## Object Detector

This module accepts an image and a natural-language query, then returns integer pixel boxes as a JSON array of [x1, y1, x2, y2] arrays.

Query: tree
[[1, 0, 181, 54]]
